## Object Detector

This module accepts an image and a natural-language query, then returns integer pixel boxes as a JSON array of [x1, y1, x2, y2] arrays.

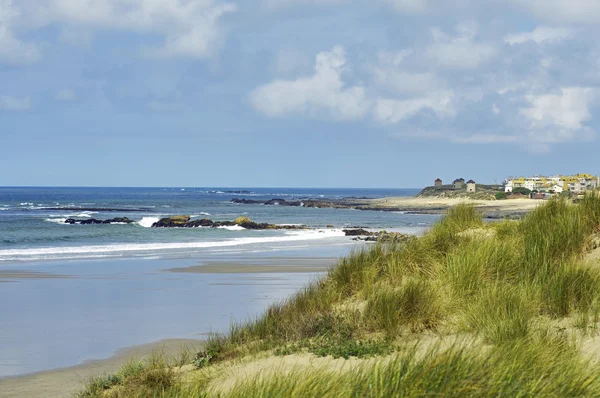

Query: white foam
[[217, 225, 246, 231], [137, 217, 160, 228], [45, 218, 67, 224], [66, 211, 97, 218], [0, 229, 346, 261]]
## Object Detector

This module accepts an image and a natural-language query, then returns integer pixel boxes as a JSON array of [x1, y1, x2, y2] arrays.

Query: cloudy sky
[[2, 0, 600, 187]]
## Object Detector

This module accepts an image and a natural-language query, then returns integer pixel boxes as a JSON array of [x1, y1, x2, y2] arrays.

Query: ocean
[[0, 187, 433, 263], [0, 187, 439, 379]]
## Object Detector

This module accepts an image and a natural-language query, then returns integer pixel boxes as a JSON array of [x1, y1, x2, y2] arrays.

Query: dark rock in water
[[231, 198, 258, 204], [231, 198, 304, 206], [343, 228, 375, 236], [151, 215, 191, 228], [64, 217, 135, 225], [151, 215, 305, 230]]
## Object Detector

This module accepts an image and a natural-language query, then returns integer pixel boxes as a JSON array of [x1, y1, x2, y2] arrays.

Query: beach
[[368, 196, 543, 214], [0, 247, 351, 397], [0, 339, 203, 398], [0, 187, 543, 396]]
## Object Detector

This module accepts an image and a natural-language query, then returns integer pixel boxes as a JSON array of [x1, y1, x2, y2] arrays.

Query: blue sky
[[1, 0, 600, 188]]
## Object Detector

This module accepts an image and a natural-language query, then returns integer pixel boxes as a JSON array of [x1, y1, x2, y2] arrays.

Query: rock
[[343, 228, 375, 236], [377, 232, 412, 243], [231, 198, 258, 204], [234, 216, 252, 225], [326, 225, 334, 228], [150, 215, 306, 230], [152, 215, 191, 227], [348, 229, 413, 244]]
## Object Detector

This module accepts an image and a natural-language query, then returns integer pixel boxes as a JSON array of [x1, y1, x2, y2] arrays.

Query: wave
[[45, 218, 68, 224], [137, 217, 160, 228], [65, 211, 98, 218], [0, 229, 346, 262], [217, 225, 246, 231]]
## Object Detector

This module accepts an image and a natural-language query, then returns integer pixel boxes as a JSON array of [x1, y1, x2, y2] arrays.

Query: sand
[[0, 339, 204, 398], [369, 197, 543, 213], [0, 270, 73, 280]]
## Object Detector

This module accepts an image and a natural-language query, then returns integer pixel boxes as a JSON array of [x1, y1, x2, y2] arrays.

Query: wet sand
[[166, 257, 339, 274], [0, 270, 72, 280], [0, 338, 203, 398]]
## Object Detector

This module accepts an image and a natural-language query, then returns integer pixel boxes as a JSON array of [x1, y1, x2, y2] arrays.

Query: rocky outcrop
[[343, 228, 375, 236], [344, 228, 413, 244], [151, 216, 305, 230], [64, 217, 136, 225], [231, 198, 368, 209]]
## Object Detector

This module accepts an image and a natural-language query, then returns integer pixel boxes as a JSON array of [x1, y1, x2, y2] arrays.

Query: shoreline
[[349, 196, 542, 218], [0, 252, 349, 396], [0, 338, 204, 398], [230, 196, 543, 219]]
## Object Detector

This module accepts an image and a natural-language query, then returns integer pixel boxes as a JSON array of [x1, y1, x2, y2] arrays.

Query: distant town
[[427, 173, 600, 200]]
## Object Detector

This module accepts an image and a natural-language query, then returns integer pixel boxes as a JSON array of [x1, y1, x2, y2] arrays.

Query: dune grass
[[79, 195, 600, 397]]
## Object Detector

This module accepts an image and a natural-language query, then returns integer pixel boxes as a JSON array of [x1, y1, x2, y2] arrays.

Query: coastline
[[230, 196, 543, 219], [0, 338, 204, 398], [337, 196, 542, 218]]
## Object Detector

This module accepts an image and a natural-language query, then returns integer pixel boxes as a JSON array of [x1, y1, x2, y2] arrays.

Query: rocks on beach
[[343, 228, 413, 243]]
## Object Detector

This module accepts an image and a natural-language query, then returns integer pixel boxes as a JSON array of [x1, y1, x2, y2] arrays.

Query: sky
[[1, 0, 600, 188]]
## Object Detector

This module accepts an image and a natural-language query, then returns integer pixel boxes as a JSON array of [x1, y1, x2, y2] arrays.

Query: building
[[435, 178, 442, 188], [504, 174, 599, 194], [453, 178, 465, 189], [466, 179, 476, 193]]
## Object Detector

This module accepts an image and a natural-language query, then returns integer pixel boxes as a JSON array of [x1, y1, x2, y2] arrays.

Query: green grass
[[228, 333, 600, 397], [79, 197, 600, 397], [275, 338, 393, 359]]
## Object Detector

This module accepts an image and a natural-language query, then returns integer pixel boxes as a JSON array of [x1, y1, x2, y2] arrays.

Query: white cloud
[[0, 0, 40, 65], [510, 0, 600, 24], [426, 24, 496, 69], [8, 0, 237, 59], [520, 87, 596, 143], [0, 95, 31, 111], [56, 89, 76, 101], [492, 104, 500, 114], [504, 26, 573, 46], [373, 92, 455, 123], [249, 46, 371, 120]]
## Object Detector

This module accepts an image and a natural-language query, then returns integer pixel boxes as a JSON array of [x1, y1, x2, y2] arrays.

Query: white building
[[504, 174, 598, 194]]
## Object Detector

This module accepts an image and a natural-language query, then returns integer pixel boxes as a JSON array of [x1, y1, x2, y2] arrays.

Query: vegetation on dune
[[79, 195, 600, 397]]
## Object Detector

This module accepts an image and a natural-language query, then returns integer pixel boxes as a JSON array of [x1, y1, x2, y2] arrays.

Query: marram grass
[[79, 196, 600, 397]]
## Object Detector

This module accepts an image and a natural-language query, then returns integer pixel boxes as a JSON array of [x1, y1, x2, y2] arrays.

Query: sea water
[[0, 187, 439, 378], [0, 187, 435, 262]]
